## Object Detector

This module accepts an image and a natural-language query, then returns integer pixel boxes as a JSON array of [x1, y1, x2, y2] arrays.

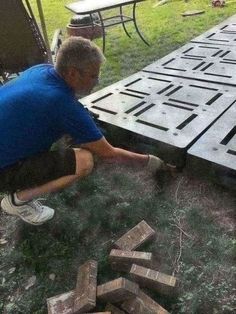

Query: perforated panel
[[191, 15, 236, 46], [82, 71, 236, 148], [188, 104, 236, 171], [81, 14, 236, 165], [143, 42, 236, 88]]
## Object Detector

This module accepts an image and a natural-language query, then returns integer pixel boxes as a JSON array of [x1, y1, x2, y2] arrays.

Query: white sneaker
[[1, 194, 55, 225]]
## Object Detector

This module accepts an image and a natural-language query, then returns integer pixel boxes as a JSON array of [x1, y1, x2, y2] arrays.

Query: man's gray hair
[[55, 36, 105, 74]]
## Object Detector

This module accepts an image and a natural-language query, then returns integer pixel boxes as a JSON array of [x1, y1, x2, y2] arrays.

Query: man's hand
[[80, 138, 177, 176], [147, 155, 177, 177], [146, 155, 164, 173]]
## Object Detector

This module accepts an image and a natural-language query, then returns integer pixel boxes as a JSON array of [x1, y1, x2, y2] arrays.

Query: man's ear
[[67, 67, 80, 80]]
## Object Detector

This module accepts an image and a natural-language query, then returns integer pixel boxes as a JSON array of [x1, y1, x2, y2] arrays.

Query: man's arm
[[80, 137, 164, 171], [81, 136, 148, 165]]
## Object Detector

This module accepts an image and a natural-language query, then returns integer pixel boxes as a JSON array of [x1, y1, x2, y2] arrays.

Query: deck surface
[[82, 15, 236, 170]]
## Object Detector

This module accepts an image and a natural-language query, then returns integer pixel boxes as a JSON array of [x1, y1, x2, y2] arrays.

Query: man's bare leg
[[1, 149, 94, 225], [16, 174, 81, 202], [16, 148, 94, 202]]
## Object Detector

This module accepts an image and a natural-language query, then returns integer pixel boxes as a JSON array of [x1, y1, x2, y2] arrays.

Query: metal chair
[[0, 0, 61, 83]]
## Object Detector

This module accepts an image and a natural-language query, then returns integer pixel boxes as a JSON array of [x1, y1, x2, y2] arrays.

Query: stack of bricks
[[47, 220, 177, 314]]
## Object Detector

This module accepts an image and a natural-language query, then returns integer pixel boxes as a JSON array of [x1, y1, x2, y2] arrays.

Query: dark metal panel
[[188, 104, 236, 171], [81, 14, 236, 168], [82, 71, 236, 149], [191, 14, 236, 46], [143, 42, 236, 88]]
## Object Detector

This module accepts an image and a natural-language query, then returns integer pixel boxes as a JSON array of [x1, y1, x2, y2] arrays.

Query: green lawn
[[31, 0, 235, 88], [0, 1, 236, 313]]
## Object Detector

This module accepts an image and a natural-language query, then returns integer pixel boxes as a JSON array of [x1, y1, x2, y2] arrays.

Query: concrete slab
[[121, 290, 169, 314], [113, 220, 156, 251], [109, 249, 153, 272], [97, 277, 139, 303], [47, 290, 74, 314], [73, 260, 97, 314], [129, 264, 177, 295]]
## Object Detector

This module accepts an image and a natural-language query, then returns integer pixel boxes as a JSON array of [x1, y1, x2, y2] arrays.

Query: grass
[[1, 166, 235, 313], [1, 1, 236, 313], [30, 0, 235, 88]]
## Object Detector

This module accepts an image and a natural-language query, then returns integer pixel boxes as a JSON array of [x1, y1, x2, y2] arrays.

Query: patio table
[[65, 0, 149, 52]]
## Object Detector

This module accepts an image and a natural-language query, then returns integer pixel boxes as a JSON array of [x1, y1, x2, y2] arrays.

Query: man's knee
[[73, 148, 94, 177]]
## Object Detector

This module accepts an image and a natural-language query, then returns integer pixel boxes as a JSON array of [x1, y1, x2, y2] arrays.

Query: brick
[[73, 260, 97, 313], [47, 290, 74, 314], [129, 264, 177, 295], [105, 303, 126, 314], [121, 290, 169, 314], [113, 220, 156, 251], [109, 249, 153, 272], [97, 277, 139, 303]]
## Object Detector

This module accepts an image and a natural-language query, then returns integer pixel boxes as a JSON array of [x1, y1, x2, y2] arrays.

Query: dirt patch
[[163, 170, 236, 233]]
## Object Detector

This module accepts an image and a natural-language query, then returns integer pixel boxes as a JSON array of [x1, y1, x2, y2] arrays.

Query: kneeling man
[[0, 37, 171, 225]]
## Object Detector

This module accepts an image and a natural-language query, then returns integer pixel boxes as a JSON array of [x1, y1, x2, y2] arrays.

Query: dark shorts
[[0, 149, 76, 193]]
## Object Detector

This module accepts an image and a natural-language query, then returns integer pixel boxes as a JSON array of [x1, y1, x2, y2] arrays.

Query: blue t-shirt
[[0, 64, 103, 169]]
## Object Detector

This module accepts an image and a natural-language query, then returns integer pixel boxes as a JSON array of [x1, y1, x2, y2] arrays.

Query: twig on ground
[[153, 0, 170, 8], [175, 176, 184, 204], [170, 214, 194, 276], [101, 239, 113, 247], [172, 226, 183, 276], [170, 223, 193, 240]]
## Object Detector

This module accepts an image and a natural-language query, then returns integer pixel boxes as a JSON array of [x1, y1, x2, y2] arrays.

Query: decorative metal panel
[[82, 71, 236, 148], [188, 104, 236, 171], [191, 15, 236, 46], [143, 42, 236, 89], [81, 14, 236, 167]]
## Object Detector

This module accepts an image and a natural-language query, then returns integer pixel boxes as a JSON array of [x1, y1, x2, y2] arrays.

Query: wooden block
[[47, 290, 74, 314], [121, 290, 169, 314], [129, 264, 177, 295], [109, 249, 153, 272], [97, 277, 139, 303], [105, 303, 126, 314], [113, 220, 156, 251], [73, 260, 97, 313], [182, 10, 205, 17]]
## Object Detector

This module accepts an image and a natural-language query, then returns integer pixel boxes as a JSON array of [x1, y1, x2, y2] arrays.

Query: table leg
[[90, 13, 95, 41], [120, 5, 131, 38], [97, 10, 106, 53], [132, 2, 150, 46]]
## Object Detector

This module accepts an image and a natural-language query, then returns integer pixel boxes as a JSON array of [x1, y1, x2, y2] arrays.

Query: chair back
[[0, 0, 49, 76]]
